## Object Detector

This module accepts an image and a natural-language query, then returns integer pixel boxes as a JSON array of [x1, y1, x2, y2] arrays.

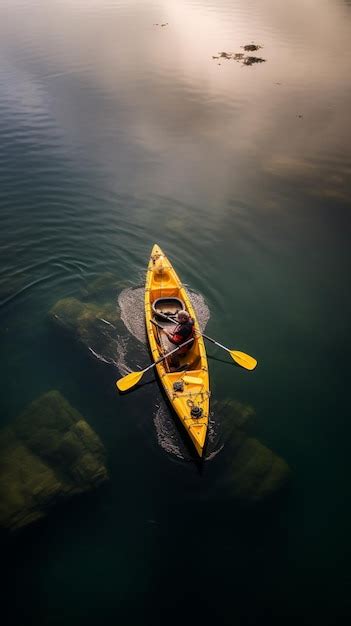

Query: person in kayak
[[163, 310, 195, 369]]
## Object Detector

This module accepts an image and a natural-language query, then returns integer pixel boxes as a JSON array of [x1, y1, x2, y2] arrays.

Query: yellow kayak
[[145, 244, 210, 457]]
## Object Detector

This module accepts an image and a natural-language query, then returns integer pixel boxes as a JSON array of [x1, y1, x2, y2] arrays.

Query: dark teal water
[[1, 1, 351, 624]]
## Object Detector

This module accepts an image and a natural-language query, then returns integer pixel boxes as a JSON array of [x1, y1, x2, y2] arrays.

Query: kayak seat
[[152, 297, 185, 321]]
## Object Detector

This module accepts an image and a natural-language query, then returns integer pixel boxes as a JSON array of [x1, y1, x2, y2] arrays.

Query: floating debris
[[212, 45, 266, 67], [242, 56, 266, 66], [242, 43, 262, 52]]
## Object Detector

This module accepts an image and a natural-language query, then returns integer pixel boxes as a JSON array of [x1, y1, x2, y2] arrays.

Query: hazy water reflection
[[1, 0, 350, 207]]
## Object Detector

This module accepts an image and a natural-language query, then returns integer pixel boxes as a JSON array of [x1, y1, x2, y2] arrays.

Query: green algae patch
[[0, 391, 108, 532]]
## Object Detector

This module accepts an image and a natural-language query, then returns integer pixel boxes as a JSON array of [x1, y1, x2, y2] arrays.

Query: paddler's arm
[[163, 329, 185, 346], [163, 329, 176, 342]]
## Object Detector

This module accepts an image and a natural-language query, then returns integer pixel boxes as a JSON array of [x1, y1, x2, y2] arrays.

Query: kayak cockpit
[[150, 297, 200, 372], [152, 296, 185, 320]]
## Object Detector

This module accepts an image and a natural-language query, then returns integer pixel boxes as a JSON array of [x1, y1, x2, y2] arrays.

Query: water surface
[[1, 1, 351, 624]]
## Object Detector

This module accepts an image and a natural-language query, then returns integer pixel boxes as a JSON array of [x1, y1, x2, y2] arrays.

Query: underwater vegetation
[[0, 391, 108, 532]]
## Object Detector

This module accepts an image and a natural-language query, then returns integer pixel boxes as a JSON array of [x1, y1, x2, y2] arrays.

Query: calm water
[[1, 0, 351, 624]]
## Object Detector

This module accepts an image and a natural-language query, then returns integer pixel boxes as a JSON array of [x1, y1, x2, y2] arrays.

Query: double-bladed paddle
[[155, 312, 257, 371], [115, 337, 194, 392]]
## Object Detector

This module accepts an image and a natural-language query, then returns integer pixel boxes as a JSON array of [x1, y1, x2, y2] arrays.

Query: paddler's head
[[177, 310, 190, 324]]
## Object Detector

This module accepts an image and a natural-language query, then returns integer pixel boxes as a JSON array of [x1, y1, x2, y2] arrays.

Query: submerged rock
[[49, 296, 122, 364], [80, 273, 130, 300], [0, 391, 108, 532], [49, 274, 135, 366], [225, 434, 290, 501], [216, 398, 255, 431], [213, 399, 290, 502], [50, 297, 119, 335]]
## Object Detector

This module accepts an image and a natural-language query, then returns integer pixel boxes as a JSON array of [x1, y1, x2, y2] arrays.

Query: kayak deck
[[145, 244, 210, 457]]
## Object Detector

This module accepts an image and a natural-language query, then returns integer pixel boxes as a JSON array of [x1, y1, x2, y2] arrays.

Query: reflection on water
[[0, 0, 350, 209]]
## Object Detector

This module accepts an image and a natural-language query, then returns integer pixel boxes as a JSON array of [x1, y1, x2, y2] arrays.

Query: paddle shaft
[[154, 312, 213, 343], [116, 335, 195, 391], [151, 312, 257, 370], [155, 312, 234, 354], [200, 333, 230, 353]]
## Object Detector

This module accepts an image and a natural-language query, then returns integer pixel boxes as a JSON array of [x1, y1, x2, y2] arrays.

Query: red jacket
[[169, 320, 195, 350]]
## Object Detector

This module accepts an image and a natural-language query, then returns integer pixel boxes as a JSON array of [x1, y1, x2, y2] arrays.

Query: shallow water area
[[0, 0, 351, 624]]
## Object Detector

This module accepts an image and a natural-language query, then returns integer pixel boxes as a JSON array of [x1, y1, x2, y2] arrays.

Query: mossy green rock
[[215, 398, 255, 434], [49, 296, 121, 363], [80, 273, 130, 299], [49, 298, 119, 334], [0, 391, 108, 532], [213, 399, 290, 501], [223, 428, 290, 502]]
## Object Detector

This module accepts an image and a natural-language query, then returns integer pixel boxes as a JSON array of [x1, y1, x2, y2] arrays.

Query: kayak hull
[[145, 244, 210, 457]]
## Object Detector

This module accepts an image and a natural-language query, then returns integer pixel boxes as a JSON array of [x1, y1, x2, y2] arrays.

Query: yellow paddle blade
[[229, 350, 257, 371], [116, 370, 144, 392]]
